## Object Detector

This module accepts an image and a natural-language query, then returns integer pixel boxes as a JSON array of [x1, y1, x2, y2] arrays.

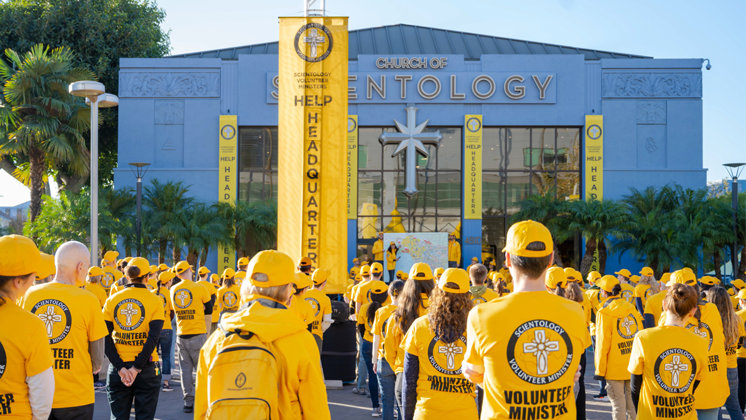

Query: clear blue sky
[[2, 0, 743, 206]]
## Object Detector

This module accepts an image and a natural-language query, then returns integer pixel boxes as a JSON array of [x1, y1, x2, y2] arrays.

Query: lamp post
[[129, 162, 151, 257], [724, 162, 745, 277], [68, 81, 118, 264]]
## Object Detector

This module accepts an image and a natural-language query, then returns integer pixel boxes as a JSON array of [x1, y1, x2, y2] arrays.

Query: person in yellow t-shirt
[[0, 235, 55, 419], [109, 259, 130, 296], [643, 285, 669, 329], [197, 267, 218, 335], [386, 242, 400, 282], [21, 241, 108, 419], [103, 257, 164, 419], [402, 268, 477, 420], [221, 268, 234, 289], [372, 279, 405, 420], [236, 256, 249, 273], [358, 280, 389, 416], [469, 263, 498, 305], [371, 232, 385, 265], [634, 267, 659, 315], [169, 260, 212, 413], [85, 266, 108, 308], [628, 283, 707, 420], [289, 272, 315, 327], [154, 270, 175, 392], [303, 268, 333, 353], [100, 250, 120, 294], [352, 264, 374, 319], [736, 289, 746, 412], [448, 233, 461, 268], [433, 267, 444, 284], [615, 268, 635, 304], [217, 274, 241, 316], [463, 220, 591, 420]]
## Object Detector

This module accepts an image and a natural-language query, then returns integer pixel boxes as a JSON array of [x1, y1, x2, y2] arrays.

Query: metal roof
[[169, 23, 649, 61]]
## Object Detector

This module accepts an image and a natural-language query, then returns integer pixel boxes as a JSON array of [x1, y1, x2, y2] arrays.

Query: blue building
[[115, 24, 706, 273]]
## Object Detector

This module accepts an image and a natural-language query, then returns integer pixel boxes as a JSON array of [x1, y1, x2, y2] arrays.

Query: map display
[[382, 232, 448, 283]]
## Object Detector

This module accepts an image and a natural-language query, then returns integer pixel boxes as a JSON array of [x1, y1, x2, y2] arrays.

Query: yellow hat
[[640, 267, 654, 277], [629, 275, 640, 284], [491, 271, 505, 282], [158, 263, 168, 271], [149, 265, 158, 274], [596, 275, 619, 293], [614, 269, 631, 278], [396, 270, 406, 280], [198, 266, 210, 276], [438, 268, 470, 294], [211, 273, 220, 283], [237, 257, 249, 266], [87, 266, 104, 277], [127, 257, 150, 277], [159, 271, 176, 283], [350, 266, 360, 277], [668, 269, 697, 287], [298, 257, 313, 268], [733, 279, 746, 290], [36, 252, 56, 279], [738, 289, 746, 300], [728, 287, 735, 296], [369, 280, 388, 295], [434, 267, 445, 278], [312, 268, 329, 285], [545, 267, 567, 289], [248, 250, 295, 288], [354, 273, 362, 282], [102, 250, 119, 262], [235, 271, 246, 280], [390, 241, 395, 246], [352, 258, 359, 263], [660, 272, 671, 284], [563, 267, 581, 282], [174, 261, 191, 274], [587, 271, 601, 284], [471, 257, 479, 263], [700, 276, 718, 286], [409, 262, 434, 281], [124, 257, 133, 263], [371, 262, 384, 275], [294, 272, 312, 290], [222, 268, 236, 279], [117, 258, 126, 267], [360, 265, 371, 276], [502, 220, 553, 258]]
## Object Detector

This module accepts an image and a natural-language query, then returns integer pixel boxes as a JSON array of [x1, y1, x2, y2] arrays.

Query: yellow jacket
[[594, 297, 642, 380], [371, 240, 384, 261], [448, 240, 461, 263], [195, 298, 330, 420], [386, 248, 397, 270]]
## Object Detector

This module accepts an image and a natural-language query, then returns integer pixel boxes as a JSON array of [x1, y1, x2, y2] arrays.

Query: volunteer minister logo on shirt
[[617, 315, 639, 340], [174, 289, 193, 309], [31, 299, 72, 345], [686, 322, 713, 351], [507, 319, 573, 384], [0, 341, 6, 379], [114, 299, 146, 331], [427, 336, 467, 375], [305, 297, 321, 317], [653, 348, 697, 393]]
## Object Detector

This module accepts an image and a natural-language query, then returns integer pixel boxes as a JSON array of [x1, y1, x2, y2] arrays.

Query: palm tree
[[0, 44, 93, 221], [103, 187, 136, 256], [183, 202, 231, 267], [512, 191, 572, 266], [566, 199, 627, 277], [143, 179, 192, 263], [217, 201, 277, 257]]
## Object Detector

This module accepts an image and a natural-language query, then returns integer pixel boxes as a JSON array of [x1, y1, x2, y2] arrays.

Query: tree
[[566, 199, 627, 277], [511, 191, 571, 266], [0, 44, 93, 221], [142, 179, 192, 264], [183, 202, 232, 267], [0, 0, 170, 187], [217, 201, 277, 258]]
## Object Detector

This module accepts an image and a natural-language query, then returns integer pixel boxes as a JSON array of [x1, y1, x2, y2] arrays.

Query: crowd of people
[[1, 219, 746, 419]]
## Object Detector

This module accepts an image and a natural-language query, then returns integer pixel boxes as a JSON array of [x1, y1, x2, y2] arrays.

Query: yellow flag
[[218, 115, 237, 273], [584, 115, 603, 201]]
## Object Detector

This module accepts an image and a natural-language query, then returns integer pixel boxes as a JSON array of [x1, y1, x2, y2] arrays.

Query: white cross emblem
[[438, 342, 463, 370], [120, 303, 138, 326], [620, 316, 635, 336], [523, 329, 560, 375], [38, 306, 62, 338], [379, 106, 442, 196], [303, 28, 325, 58], [224, 293, 236, 307], [176, 290, 189, 307], [664, 355, 689, 387], [588, 126, 600, 138]]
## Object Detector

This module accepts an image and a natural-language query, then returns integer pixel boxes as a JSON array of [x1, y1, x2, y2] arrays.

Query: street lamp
[[128, 162, 151, 257], [68, 81, 119, 264], [724, 162, 745, 277]]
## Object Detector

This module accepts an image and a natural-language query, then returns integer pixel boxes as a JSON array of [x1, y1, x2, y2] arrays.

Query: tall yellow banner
[[278, 17, 348, 293], [464, 115, 482, 219], [347, 115, 358, 220], [218, 115, 237, 273], [584, 115, 603, 201]]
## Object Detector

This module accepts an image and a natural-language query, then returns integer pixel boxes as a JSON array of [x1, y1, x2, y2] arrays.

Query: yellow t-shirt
[[644, 290, 666, 326], [84, 281, 107, 308], [198, 280, 219, 323], [372, 239, 384, 261], [352, 281, 374, 308], [103, 285, 164, 362], [737, 309, 746, 359], [288, 294, 314, 325], [580, 294, 592, 327], [153, 285, 173, 330], [21, 282, 108, 408], [633, 284, 653, 309], [384, 312, 406, 373], [464, 291, 591, 420], [101, 266, 122, 294], [725, 311, 746, 369], [0, 301, 54, 418], [145, 276, 158, 291], [386, 248, 397, 270], [628, 325, 708, 420], [373, 304, 397, 364], [358, 302, 377, 342], [303, 288, 332, 338], [620, 282, 635, 304], [109, 277, 129, 296], [170, 279, 211, 335], [470, 287, 499, 306], [402, 315, 477, 420], [595, 297, 643, 380], [217, 285, 241, 314]]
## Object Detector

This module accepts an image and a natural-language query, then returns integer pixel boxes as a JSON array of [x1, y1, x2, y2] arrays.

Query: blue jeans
[[361, 339, 379, 408], [697, 408, 719, 420], [377, 358, 400, 420], [725, 367, 745, 420], [159, 329, 173, 380], [357, 334, 368, 389]]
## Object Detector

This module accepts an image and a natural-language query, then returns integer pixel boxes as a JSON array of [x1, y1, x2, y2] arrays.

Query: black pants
[[49, 404, 94, 420], [738, 357, 746, 412], [576, 351, 587, 419], [107, 362, 161, 420]]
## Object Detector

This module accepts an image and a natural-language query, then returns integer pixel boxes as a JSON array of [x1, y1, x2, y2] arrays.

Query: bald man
[[22, 241, 108, 420]]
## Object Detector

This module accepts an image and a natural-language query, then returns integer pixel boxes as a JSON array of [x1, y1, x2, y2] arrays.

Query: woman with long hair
[[358, 280, 390, 417], [706, 286, 745, 420], [634, 267, 660, 315], [402, 268, 477, 419], [217, 274, 241, 315], [372, 279, 405, 420], [386, 242, 400, 282]]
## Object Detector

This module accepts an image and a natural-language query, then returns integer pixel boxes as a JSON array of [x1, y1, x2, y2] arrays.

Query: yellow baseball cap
[[247, 250, 295, 288], [369, 280, 388, 295], [352, 257, 359, 263], [728, 287, 735, 296], [37, 252, 56, 279], [596, 275, 619, 293], [371, 262, 383, 275], [124, 257, 133, 263], [87, 266, 104, 277], [614, 269, 631, 278], [159, 271, 176, 283], [438, 268, 470, 294], [312, 268, 329, 285], [362, 261, 370, 266], [629, 275, 640, 284], [117, 259, 126, 267], [158, 263, 168, 271], [668, 269, 697, 287], [198, 266, 210, 276], [471, 257, 479, 263], [733, 279, 746, 290], [211, 273, 221, 283], [502, 220, 553, 258], [545, 267, 567, 289], [491, 271, 505, 282], [128, 257, 150, 277], [563, 267, 581, 282], [102, 250, 119, 262], [587, 271, 601, 284], [174, 261, 191, 274], [434, 267, 445, 278], [298, 257, 313, 268], [738, 289, 746, 300], [294, 272, 312, 290], [699, 276, 718, 286], [660, 272, 671, 284], [640, 267, 654, 277], [354, 273, 362, 282], [237, 257, 249, 266], [222, 268, 236, 279], [410, 262, 434, 281], [149, 265, 158, 274], [396, 270, 406, 280], [360, 265, 371, 276], [235, 271, 246, 280], [350, 266, 360, 277]]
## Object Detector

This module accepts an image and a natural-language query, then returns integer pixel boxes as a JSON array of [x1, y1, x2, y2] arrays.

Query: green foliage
[[566, 199, 627, 276], [143, 179, 192, 263], [216, 200, 278, 258]]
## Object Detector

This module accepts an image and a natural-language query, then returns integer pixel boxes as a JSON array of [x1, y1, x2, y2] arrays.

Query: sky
[[2, 0, 744, 206]]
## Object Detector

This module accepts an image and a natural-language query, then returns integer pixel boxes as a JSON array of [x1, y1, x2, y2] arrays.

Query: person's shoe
[[162, 383, 173, 392], [371, 407, 382, 417], [93, 381, 106, 390], [592, 393, 608, 401], [183, 405, 193, 413], [352, 386, 364, 395]]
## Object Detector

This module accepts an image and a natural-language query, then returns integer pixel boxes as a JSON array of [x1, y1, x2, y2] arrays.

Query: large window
[[238, 127, 277, 204], [482, 127, 581, 266]]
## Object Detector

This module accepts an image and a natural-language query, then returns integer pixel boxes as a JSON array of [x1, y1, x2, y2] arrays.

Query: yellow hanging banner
[[278, 16, 349, 294], [464, 115, 482, 219], [584, 115, 603, 201], [218, 115, 237, 273], [347, 115, 358, 220]]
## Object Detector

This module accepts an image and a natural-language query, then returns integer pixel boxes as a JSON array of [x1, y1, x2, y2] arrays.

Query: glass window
[[239, 127, 278, 204], [482, 172, 505, 216], [557, 128, 581, 171], [436, 127, 462, 170], [505, 128, 531, 171], [359, 128, 383, 170], [505, 172, 531, 214], [437, 172, 462, 215], [557, 172, 581, 200]]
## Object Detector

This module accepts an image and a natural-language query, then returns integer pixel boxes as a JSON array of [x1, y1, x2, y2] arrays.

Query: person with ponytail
[[373, 279, 405, 420], [544, 266, 567, 298], [634, 267, 660, 315], [358, 280, 389, 417], [217, 272, 241, 315], [706, 286, 745, 420], [402, 268, 477, 419], [154, 270, 175, 392], [628, 283, 707, 419]]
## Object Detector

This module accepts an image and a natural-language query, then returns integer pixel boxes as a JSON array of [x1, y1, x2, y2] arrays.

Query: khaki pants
[[606, 379, 635, 420], [176, 334, 206, 407]]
